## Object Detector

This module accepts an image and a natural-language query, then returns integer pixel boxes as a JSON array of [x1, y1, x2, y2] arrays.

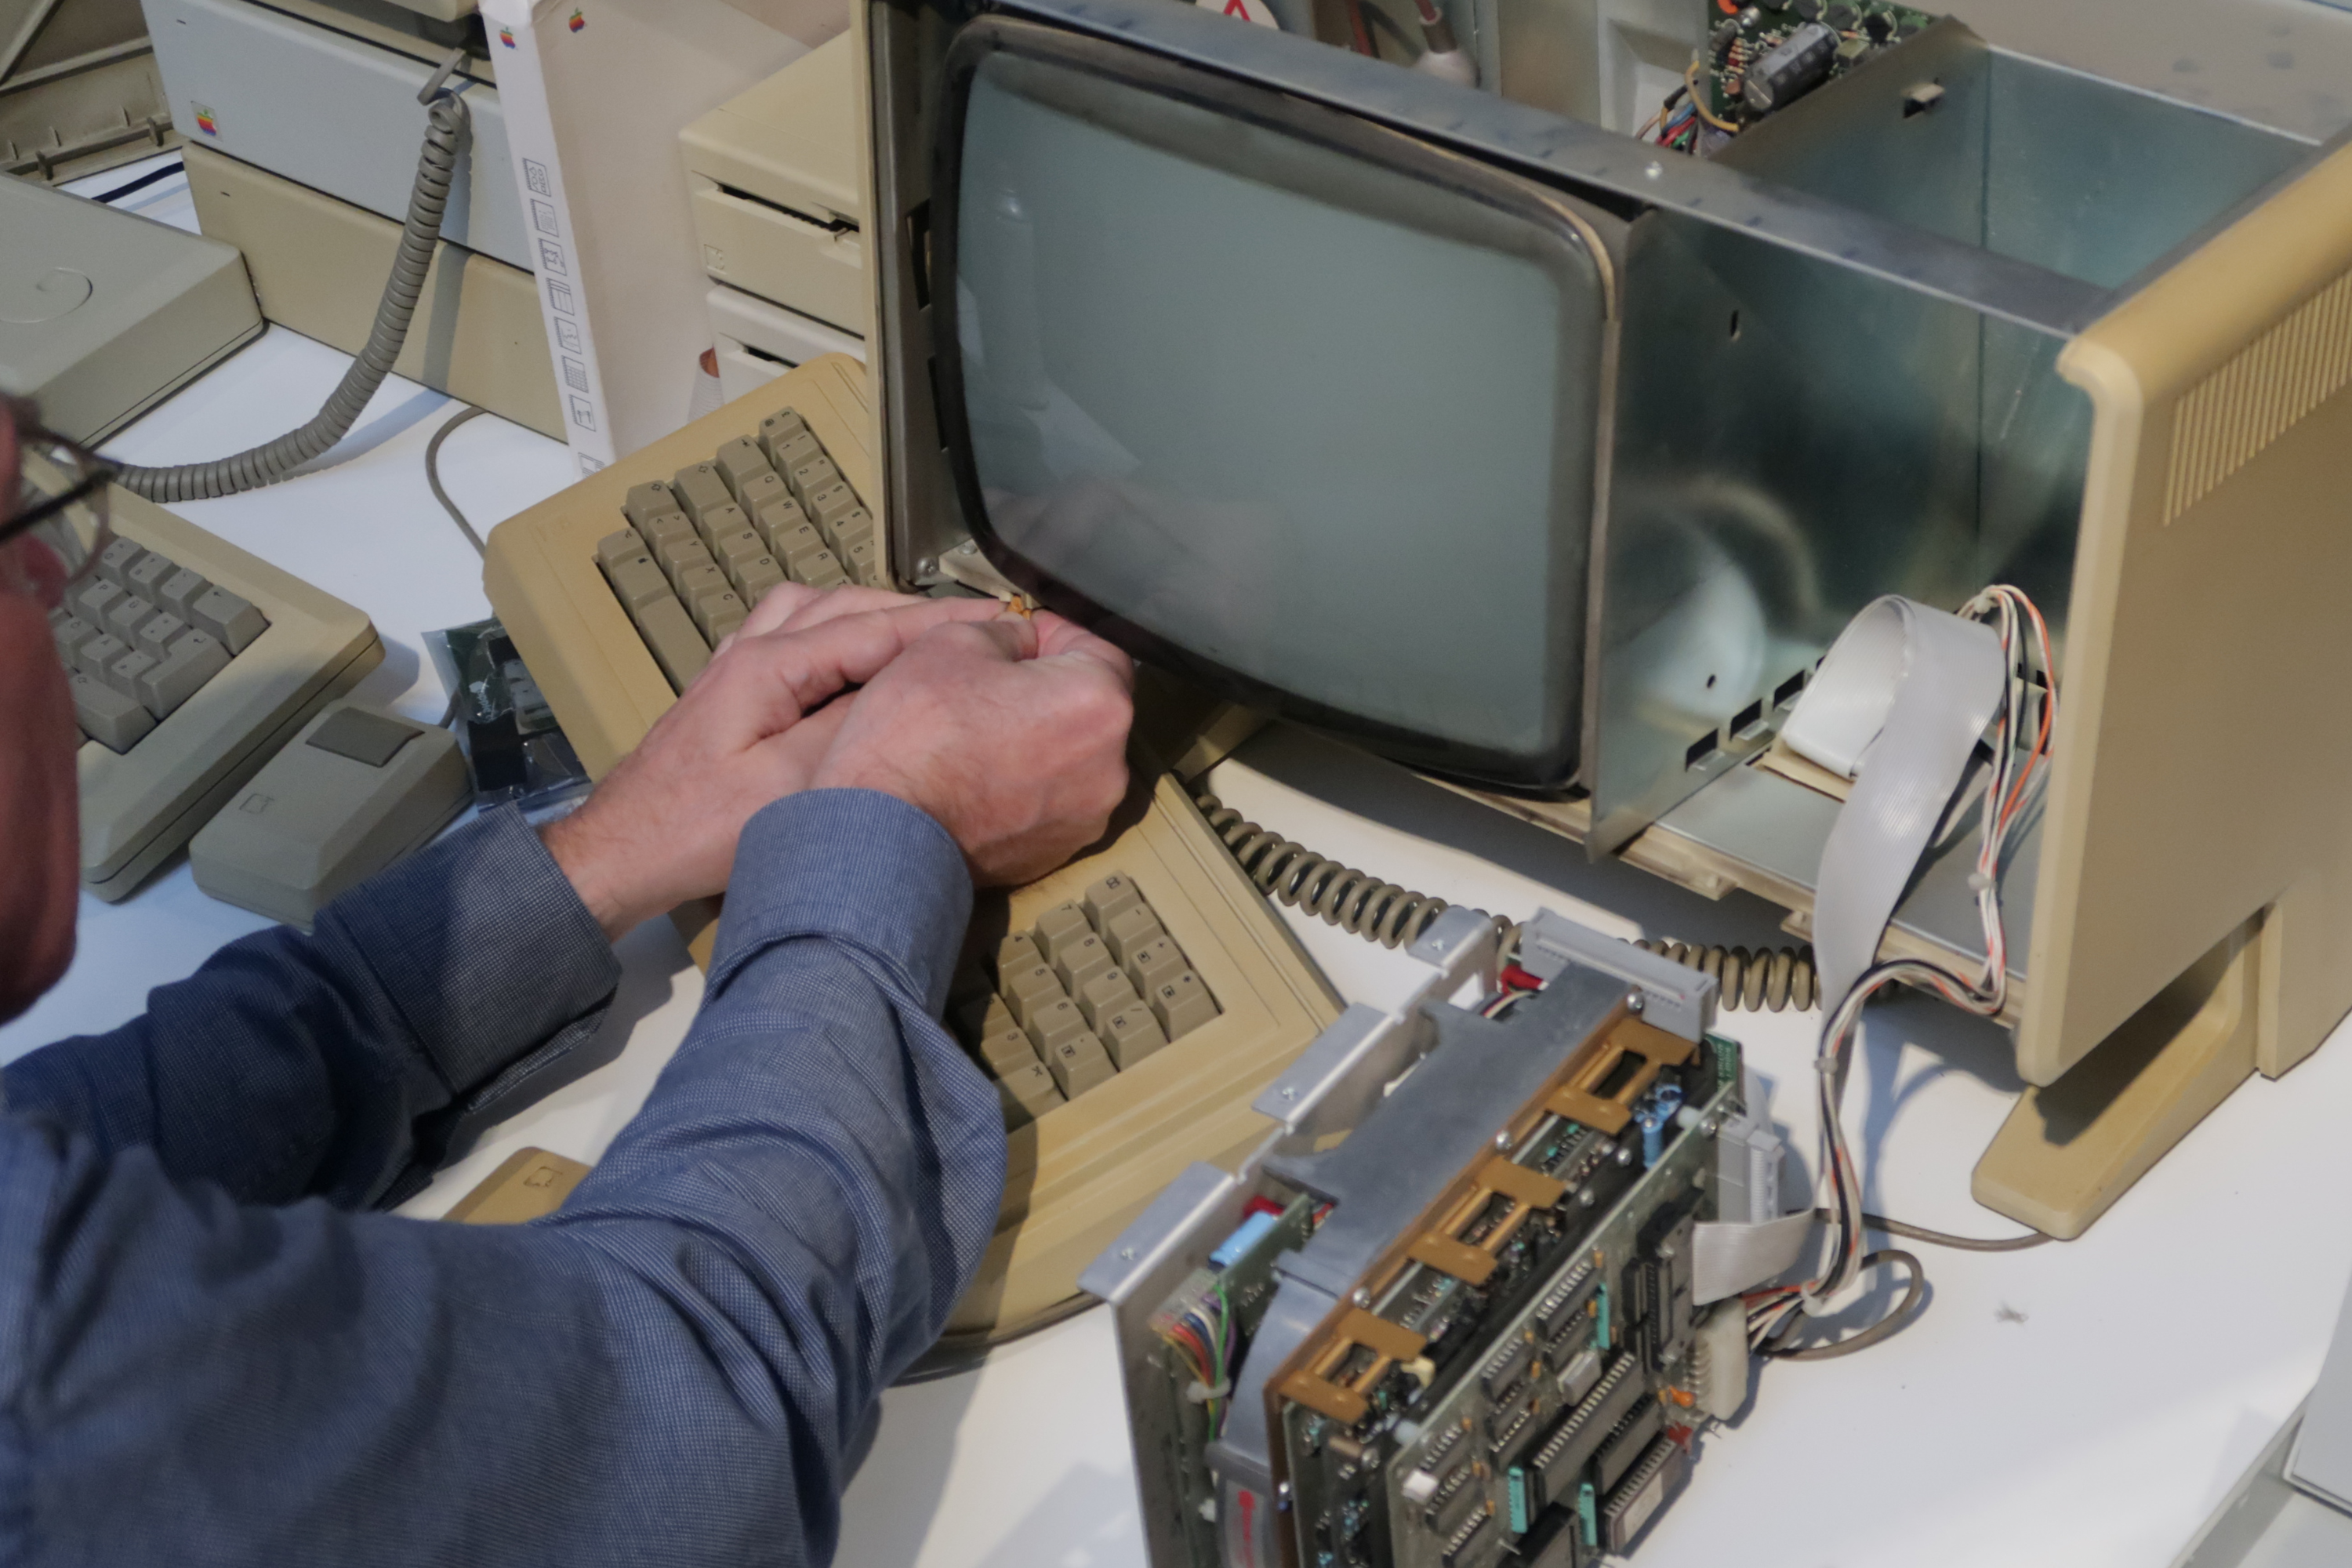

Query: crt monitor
[[931, 18, 1626, 793]]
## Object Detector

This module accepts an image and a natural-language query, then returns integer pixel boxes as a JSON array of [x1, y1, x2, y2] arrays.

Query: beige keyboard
[[483, 357, 1343, 1340], [29, 458, 384, 900]]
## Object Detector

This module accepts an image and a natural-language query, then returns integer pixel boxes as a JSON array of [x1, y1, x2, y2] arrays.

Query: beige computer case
[[1969, 142, 2352, 1234]]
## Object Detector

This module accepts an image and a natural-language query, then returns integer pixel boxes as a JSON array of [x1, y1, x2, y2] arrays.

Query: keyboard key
[[754, 497, 811, 551], [978, 1019, 1041, 1076], [1025, 995, 1089, 1056], [996, 1062, 1064, 1128], [623, 480, 679, 529], [1077, 967, 1140, 1029], [157, 567, 209, 615], [839, 535, 881, 586], [670, 463, 732, 522], [959, 991, 1017, 1041], [691, 587, 746, 641], [736, 469, 789, 516], [637, 510, 697, 552], [71, 672, 154, 752], [1085, 873, 1147, 928], [998, 932, 1044, 973], [602, 550, 672, 612], [788, 454, 840, 502], [797, 551, 848, 589], [1055, 931, 1116, 993], [1001, 960, 1065, 1028], [96, 536, 146, 585], [123, 551, 176, 597], [1099, 1005, 1169, 1069], [189, 586, 267, 653], [52, 615, 99, 664], [673, 563, 729, 608], [107, 647, 158, 699], [1044, 1031, 1116, 1098], [1127, 935, 1188, 996], [807, 481, 861, 531], [75, 632, 130, 682], [828, 506, 875, 547], [597, 529, 644, 568], [138, 629, 228, 717], [1034, 902, 1093, 963], [632, 595, 710, 691], [103, 593, 156, 640], [732, 557, 787, 603], [713, 437, 773, 495], [768, 427, 821, 475], [695, 502, 751, 548], [135, 612, 186, 655], [710, 527, 767, 573], [1150, 970, 1220, 1040], [759, 408, 809, 460], [1103, 906, 1165, 967], [771, 521, 829, 571], [657, 537, 718, 584], [72, 579, 122, 624]]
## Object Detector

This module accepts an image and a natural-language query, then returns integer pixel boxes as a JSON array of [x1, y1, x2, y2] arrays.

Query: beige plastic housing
[[1969, 140, 2352, 1234], [68, 479, 383, 900], [679, 32, 869, 338], [181, 142, 564, 439]]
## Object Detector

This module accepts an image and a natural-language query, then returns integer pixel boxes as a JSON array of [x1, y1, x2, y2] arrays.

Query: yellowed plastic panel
[[182, 143, 564, 440], [2021, 140, 2352, 1088]]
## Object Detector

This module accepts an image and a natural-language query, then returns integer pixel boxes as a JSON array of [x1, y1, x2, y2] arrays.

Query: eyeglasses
[[1, 394, 118, 610]]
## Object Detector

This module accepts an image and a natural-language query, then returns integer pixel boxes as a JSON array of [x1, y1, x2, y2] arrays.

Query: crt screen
[[952, 49, 1607, 765]]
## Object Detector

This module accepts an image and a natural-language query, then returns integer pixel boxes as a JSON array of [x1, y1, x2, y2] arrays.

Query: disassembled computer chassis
[[1083, 907, 1784, 1568]]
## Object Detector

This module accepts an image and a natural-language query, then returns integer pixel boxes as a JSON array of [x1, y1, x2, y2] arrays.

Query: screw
[[1494, 1131, 1512, 1150], [1578, 1186, 1597, 1207], [1120, 1247, 1136, 1261], [1352, 1288, 1373, 1308], [915, 556, 937, 578], [1644, 160, 1664, 179], [1281, 1086, 1297, 1100], [1627, 993, 1646, 1013], [1615, 1147, 1635, 1167]]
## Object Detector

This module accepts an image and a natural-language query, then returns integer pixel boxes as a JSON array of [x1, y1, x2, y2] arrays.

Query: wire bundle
[[1160, 1283, 1236, 1436], [1745, 585, 2056, 1360]]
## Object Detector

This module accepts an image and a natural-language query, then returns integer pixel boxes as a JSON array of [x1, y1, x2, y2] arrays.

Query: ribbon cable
[[1798, 596, 2006, 1017]]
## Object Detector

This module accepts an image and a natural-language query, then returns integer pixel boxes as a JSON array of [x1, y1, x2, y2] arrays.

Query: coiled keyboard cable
[[112, 52, 475, 503]]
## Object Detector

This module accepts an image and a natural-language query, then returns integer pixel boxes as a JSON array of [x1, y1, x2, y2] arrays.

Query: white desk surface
[[8, 152, 2348, 1568]]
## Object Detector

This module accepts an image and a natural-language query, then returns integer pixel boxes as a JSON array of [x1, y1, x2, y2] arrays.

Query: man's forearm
[[2, 807, 620, 1208]]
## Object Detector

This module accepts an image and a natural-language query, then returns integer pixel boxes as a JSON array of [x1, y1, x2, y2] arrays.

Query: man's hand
[[812, 612, 1134, 886], [542, 590, 1001, 938]]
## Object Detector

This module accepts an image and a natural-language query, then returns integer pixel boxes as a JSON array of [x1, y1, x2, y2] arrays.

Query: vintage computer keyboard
[[484, 354, 1341, 1340], [31, 460, 384, 900]]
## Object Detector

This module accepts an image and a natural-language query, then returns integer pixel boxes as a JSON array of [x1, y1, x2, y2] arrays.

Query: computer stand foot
[[1973, 921, 2259, 1240]]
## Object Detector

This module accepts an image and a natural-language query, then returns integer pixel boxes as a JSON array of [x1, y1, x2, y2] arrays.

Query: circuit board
[[1660, 0, 1938, 152], [1132, 970, 1749, 1568], [1287, 1038, 1738, 1568]]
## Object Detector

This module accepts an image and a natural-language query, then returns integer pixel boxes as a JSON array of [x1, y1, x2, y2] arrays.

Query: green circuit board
[[1661, 0, 1938, 151]]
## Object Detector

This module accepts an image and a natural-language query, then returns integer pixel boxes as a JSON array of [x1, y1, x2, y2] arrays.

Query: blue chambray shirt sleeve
[[0, 789, 1007, 1568], [2, 804, 619, 1209]]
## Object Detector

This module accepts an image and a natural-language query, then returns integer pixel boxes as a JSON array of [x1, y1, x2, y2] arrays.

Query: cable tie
[[1185, 1379, 1232, 1404]]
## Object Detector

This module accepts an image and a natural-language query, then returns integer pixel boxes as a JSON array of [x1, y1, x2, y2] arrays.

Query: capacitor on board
[[1744, 20, 1837, 114]]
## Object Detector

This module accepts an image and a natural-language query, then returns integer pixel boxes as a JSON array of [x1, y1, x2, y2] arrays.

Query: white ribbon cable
[[1789, 596, 2006, 1017]]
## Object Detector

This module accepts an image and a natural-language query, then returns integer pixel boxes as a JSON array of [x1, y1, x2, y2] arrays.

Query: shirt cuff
[[712, 789, 974, 1016], [319, 804, 620, 1098]]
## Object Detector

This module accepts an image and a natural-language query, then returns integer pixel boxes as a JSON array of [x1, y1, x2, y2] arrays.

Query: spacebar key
[[632, 594, 710, 691]]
